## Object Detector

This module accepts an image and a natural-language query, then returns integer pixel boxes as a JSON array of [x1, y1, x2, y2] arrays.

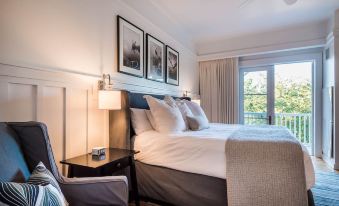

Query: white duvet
[[134, 123, 315, 189]]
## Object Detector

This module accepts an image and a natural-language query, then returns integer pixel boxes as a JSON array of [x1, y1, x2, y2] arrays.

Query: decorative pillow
[[27, 162, 64, 195], [164, 96, 193, 130], [0, 162, 68, 206], [187, 115, 210, 131], [144, 95, 186, 133], [184, 100, 209, 124], [130, 108, 153, 135], [163, 95, 177, 108], [0, 182, 66, 206], [176, 102, 193, 130], [145, 110, 157, 130]]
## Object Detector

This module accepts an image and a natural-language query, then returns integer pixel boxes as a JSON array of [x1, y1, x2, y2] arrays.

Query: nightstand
[[60, 148, 140, 206]]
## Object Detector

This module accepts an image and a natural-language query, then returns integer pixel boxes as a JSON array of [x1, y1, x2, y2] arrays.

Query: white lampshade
[[98, 90, 121, 110]]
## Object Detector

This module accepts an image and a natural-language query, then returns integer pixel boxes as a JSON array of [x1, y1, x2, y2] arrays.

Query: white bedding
[[134, 123, 315, 189]]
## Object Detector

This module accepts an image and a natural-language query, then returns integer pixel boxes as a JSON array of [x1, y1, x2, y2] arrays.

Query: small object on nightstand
[[60, 148, 140, 206], [92, 147, 106, 156], [92, 154, 106, 161]]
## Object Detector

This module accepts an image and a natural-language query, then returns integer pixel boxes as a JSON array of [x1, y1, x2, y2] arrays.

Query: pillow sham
[[144, 95, 186, 133], [164, 96, 193, 130], [184, 100, 209, 124], [163, 95, 177, 107], [187, 115, 210, 131], [131, 108, 153, 135], [145, 110, 157, 130], [0, 162, 68, 206]]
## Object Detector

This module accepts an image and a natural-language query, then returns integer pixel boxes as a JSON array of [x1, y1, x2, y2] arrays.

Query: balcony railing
[[244, 112, 312, 145]]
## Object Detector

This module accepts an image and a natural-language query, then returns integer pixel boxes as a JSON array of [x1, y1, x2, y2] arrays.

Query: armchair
[[0, 122, 128, 206]]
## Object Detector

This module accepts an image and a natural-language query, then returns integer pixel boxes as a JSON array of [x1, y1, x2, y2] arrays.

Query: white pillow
[[130, 108, 153, 135], [145, 110, 157, 130], [187, 115, 210, 131], [184, 100, 209, 123], [164, 96, 193, 130], [144, 95, 186, 133]]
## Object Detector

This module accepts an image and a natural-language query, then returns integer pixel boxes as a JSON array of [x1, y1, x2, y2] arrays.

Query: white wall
[[198, 21, 328, 61], [322, 40, 335, 164], [323, 9, 339, 169], [0, 0, 199, 95], [334, 10, 339, 169], [0, 0, 199, 173], [0, 64, 108, 174]]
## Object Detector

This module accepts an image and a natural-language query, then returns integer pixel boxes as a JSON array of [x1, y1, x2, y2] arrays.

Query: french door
[[239, 66, 275, 125], [239, 58, 319, 156]]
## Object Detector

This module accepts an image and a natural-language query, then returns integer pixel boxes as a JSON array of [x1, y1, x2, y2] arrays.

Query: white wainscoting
[[0, 62, 185, 174], [0, 63, 108, 174]]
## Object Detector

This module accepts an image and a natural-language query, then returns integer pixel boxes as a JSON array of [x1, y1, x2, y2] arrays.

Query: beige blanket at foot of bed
[[225, 125, 308, 206]]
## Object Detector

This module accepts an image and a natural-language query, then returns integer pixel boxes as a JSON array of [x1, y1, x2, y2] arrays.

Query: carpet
[[312, 172, 339, 206]]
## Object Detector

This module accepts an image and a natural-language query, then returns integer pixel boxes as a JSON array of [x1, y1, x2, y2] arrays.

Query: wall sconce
[[191, 94, 201, 106], [98, 74, 121, 110], [98, 74, 113, 90], [183, 90, 189, 97]]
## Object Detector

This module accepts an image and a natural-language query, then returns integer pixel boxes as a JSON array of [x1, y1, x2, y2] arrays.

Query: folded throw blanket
[[225, 125, 308, 206]]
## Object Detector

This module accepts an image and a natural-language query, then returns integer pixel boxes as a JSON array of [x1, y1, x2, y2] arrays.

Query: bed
[[109, 91, 315, 206]]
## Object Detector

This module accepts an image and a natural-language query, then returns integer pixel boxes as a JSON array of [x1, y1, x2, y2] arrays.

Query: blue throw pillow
[[0, 162, 67, 206]]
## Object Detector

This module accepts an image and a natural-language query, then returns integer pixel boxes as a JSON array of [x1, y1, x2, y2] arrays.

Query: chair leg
[[308, 190, 315, 206]]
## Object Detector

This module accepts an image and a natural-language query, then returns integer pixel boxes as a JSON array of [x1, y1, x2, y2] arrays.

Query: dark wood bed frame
[[109, 90, 315, 206]]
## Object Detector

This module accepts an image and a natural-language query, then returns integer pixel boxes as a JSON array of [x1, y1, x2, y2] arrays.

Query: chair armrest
[[59, 176, 128, 206]]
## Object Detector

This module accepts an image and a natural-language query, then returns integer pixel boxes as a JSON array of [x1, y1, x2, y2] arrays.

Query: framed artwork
[[166, 46, 179, 86], [117, 16, 144, 77], [146, 34, 165, 82]]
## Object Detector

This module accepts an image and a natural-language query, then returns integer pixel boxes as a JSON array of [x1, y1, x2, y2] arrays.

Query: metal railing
[[244, 112, 312, 145]]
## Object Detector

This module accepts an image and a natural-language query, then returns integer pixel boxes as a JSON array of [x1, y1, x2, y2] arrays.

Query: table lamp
[[98, 90, 121, 110], [98, 74, 121, 110], [95, 74, 122, 156]]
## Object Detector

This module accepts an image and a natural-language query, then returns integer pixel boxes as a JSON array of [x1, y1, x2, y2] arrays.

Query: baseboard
[[322, 154, 335, 169]]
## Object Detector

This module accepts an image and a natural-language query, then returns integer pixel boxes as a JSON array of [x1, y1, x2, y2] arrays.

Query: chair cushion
[[0, 123, 31, 182]]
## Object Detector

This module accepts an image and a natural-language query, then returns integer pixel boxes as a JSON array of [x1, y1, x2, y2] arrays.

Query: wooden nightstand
[[60, 148, 140, 206]]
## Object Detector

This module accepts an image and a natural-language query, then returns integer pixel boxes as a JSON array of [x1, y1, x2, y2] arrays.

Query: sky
[[244, 61, 313, 93], [275, 62, 312, 82]]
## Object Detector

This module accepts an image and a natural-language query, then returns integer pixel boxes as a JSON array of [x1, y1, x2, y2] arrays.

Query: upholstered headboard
[[109, 90, 186, 150]]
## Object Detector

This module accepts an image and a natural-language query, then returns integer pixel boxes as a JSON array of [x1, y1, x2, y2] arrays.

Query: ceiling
[[124, 0, 339, 52]]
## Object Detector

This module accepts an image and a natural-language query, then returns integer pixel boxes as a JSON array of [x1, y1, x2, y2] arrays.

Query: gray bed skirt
[[136, 161, 227, 206], [136, 161, 315, 206]]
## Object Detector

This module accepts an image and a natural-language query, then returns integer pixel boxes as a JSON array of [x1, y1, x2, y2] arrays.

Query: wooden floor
[[312, 156, 339, 173], [130, 157, 339, 206]]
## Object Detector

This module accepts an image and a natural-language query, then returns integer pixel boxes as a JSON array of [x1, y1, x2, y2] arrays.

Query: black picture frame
[[117, 15, 145, 78], [165, 45, 179, 86], [146, 34, 165, 83]]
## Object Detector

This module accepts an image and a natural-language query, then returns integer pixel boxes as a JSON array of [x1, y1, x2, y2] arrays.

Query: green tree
[[244, 74, 311, 114], [275, 79, 311, 114]]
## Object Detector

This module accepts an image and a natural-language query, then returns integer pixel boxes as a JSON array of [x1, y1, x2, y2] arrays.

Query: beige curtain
[[199, 58, 239, 124]]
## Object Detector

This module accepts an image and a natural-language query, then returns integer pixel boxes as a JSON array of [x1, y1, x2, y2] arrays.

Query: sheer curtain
[[199, 58, 239, 124]]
